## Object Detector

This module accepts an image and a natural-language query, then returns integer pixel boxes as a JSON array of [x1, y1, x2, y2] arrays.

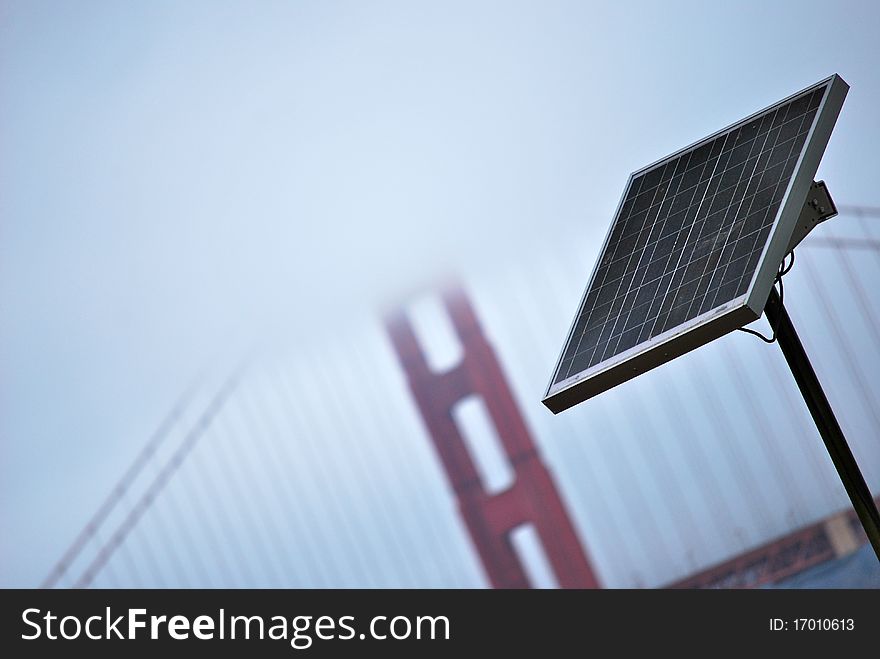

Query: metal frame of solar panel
[[543, 74, 848, 414]]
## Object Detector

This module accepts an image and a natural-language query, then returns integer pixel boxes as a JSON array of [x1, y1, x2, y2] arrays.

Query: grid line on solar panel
[[554, 85, 825, 385]]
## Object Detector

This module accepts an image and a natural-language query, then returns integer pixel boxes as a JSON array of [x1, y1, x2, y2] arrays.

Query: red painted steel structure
[[668, 498, 879, 589], [385, 285, 600, 588]]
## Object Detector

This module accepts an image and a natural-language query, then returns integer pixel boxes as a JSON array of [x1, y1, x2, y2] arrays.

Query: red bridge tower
[[385, 285, 600, 588]]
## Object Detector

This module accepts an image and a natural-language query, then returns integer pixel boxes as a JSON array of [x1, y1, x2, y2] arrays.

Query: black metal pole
[[764, 286, 880, 562]]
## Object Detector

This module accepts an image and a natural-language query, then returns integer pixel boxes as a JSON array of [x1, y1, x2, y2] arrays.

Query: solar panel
[[543, 74, 848, 414]]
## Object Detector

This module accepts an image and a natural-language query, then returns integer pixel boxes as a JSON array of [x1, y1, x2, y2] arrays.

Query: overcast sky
[[3, 0, 880, 587]]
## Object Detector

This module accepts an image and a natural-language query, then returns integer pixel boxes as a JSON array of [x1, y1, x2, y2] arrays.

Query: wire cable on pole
[[737, 251, 793, 344]]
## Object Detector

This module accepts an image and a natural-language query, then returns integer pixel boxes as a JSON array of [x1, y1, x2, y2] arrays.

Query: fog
[[3, 0, 880, 586]]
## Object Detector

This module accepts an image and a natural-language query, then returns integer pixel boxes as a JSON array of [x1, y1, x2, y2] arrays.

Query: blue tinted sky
[[2, 1, 880, 586]]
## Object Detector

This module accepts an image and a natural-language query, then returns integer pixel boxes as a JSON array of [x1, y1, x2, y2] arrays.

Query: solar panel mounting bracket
[[785, 180, 838, 253]]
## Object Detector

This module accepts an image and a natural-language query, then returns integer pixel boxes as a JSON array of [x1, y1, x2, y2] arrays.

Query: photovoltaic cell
[[547, 78, 841, 402]]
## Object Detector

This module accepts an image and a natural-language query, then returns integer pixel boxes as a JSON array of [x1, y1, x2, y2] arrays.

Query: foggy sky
[[3, 0, 880, 586]]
